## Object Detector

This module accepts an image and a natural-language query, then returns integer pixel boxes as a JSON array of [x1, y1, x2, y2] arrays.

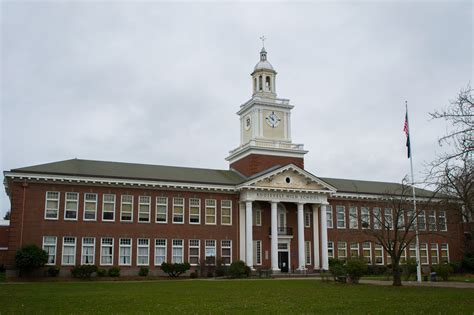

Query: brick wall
[[230, 154, 304, 177]]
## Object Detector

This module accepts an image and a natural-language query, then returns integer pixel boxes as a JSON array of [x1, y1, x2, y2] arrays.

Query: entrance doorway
[[278, 251, 289, 272]]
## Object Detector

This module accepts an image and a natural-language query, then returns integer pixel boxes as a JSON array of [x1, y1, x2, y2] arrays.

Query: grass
[[0, 272, 5, 283], [361, 274, 474, 283], [1, 279, 473, 314]]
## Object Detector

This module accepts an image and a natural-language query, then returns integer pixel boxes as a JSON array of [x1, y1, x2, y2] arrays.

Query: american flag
[[404, 110, 411, 158]]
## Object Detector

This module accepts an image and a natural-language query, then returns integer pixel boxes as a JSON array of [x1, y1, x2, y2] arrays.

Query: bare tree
[[350, 181, 448, 286], [3, 211, 10, 221]]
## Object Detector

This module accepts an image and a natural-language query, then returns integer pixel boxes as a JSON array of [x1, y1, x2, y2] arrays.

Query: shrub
[[15, 245, 48, 276], [228, 260, 249, 278], [215, 258, 227, 277], [402, 258, 417, 281], [161, 262, 190, 277], [449, 261, 462, 273], [433, 264, 454, 281], [462, 253, 474, 272], [329, 262, 346, 282], [366, 265, 387, 275], [71, 265, 98, 279], [108, 267, 120, 277], [345, 257, 368, 283], [139, 267, 149, 277], [97, 268, 107, 277], [190, 271, 198, 279], [47, 266, 60, 277], [0, 264, 5, 272]]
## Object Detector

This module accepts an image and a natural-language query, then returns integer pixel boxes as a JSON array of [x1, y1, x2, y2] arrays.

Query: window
[[336, 206, 346, 229], [62, 237, 76, 266], [189, 240, 200, 265], [418, 210, 426, 231], [399, 243, 408, 263], [45, 191, 60, 219], [120, 195, 133, 222], [304, 211, 311, 228], [337, 241, 347, 260], [363, 242, 372, 264], [84, 193, 98, 221], [64, 192, 79, 220], [81, 237, 95, 265], [155, 239, 167, 265], [373, 208, 382, 230], [189, 198, 201, 224], [361, 207, 369, 229], [205, 199, 216, 225], [255, 208, 262, 226], [440, 244, 449, 263], [438, 211, 447, 231], [350, 242, 359, 257], [221, 200, 232, 225], [102, 194, 116, 221], [305, 241, 311, 265], [100, 237, 114, 265], [156, 197, 168, 223], [137, 239, 149, 266], [138, 196, 151, 223], [221, 240, 232, 265], [384, 208, 393, 230], [374, 243, 384, 265], [397, 210, 405, 230], [43, 236, 57, 265], [172, 239, 184, 263], [253, 240, 262, 265], [326, 206, 333, 228], [420, 243, 428, 265], [205, 240, 216, 264], [349, 207, 358, 229], [173, 198, 184, 223], [407, 209, 416, 231], [119, 238, 132, 266], [428, 210, 436, 231], [327, 241, 334, 258], [431, 243, 439, 265], [409, 244, 417, 260]]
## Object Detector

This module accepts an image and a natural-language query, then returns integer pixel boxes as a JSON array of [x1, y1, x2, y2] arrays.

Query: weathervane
[[260, 35, 266, 48]]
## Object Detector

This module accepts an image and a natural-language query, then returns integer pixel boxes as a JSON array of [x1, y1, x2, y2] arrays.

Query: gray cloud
[[1, 1, 472, 218]]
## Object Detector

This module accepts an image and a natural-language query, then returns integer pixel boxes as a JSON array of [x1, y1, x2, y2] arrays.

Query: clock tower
[[227, 45, 307, 177]]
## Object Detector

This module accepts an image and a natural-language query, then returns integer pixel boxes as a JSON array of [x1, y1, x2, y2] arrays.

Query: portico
[[237, 164, 336, 272]]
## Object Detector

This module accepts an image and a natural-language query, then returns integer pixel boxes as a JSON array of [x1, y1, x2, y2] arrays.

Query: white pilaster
[[312, 204, 320, 270], [271, 201, 279, 271], [239, 202, 246, 262], [320, 203, 329, 270], [245, 201, 254, 268], [297, 203, 305, 271]]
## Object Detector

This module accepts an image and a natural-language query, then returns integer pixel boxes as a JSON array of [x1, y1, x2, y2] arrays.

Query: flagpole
[[406, 101, 422, 283]]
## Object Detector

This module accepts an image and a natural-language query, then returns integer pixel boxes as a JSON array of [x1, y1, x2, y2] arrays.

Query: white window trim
[[154, 239, 167, 266], [441, 243, 450, 263], [221, 200, 232, 226], [172, 239, 184, 263], [304, 211, 311, 228], [439, 210, 448, 232], [81, 237, 96, 265], [221, 240, 232, 265], [350, 242, 360, 257], [428, 210, 437, 231], [363, 242, 372, 264], [418, 210, 426, 231], [83, 193, 98, 221], [189, 239, 200, 266], [349, 207, 358, 229], [337, 241, 347, 260], [374, 244, 384, 265], [138, 196, 151, 223], [44, 191, 60, 220], [189, 198, 201, 225], [119, 238, 132, 266], [336, 206, 346, 229], [305, 241, 311, 265], [327, 241, 334, 258], [102, 194, 116, 222], [156, 197, 168, 224], [205, 239, 217, 264], [255, 208, 262, 226], [431, 243, 439, 265], [64, 192, 79, 221], [61, 236, 77, 266], [120, 195, 134, 222], [420, 243, 429, 265], [173, 197, 185, 224], [43, 236, 57, 265], [384, 208, 393, 230], [326, 206, 333, 229], [361, 207, 369, 229], [253, 240, 262, 266], [100, 237, 114, 266], [137, 238, 150, 266], [373, 208, 382, 230], [205, 199, 217, 225]]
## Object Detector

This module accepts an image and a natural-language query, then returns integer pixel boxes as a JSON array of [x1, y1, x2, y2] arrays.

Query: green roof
[[9, 159, 438, 197], [11, 159, 246, 186]]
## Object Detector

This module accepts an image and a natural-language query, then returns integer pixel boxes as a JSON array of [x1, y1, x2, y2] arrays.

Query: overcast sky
[[1, 1, 472, 219]]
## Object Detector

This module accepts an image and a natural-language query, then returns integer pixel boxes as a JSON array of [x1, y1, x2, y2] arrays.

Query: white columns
[[312, 204, 320, 270], [245, 201, 254, 268], [297, 203, 305, 271], [239, 202, 246, 262], [271, 202, 279, 271], [320, 203, 329, 270]]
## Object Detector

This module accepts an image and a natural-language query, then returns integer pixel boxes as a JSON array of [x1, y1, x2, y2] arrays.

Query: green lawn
[[0, 272, 5, 283], [361, 274, 474, 283], [1, 279, 473, 314]]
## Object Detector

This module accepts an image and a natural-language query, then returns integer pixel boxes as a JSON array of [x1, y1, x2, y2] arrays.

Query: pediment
[[238, 164, 336, 193]]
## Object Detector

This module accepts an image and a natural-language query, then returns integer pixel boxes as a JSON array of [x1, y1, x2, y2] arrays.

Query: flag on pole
[[403, 110, 411, 158]]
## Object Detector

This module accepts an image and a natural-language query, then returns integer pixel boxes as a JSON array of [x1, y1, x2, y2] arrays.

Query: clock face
[[265, 111, 281, 128], [245, 115, 251, 130]]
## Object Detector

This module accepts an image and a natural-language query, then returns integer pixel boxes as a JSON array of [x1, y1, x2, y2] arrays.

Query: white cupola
[[251, 47, 277, 99]]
